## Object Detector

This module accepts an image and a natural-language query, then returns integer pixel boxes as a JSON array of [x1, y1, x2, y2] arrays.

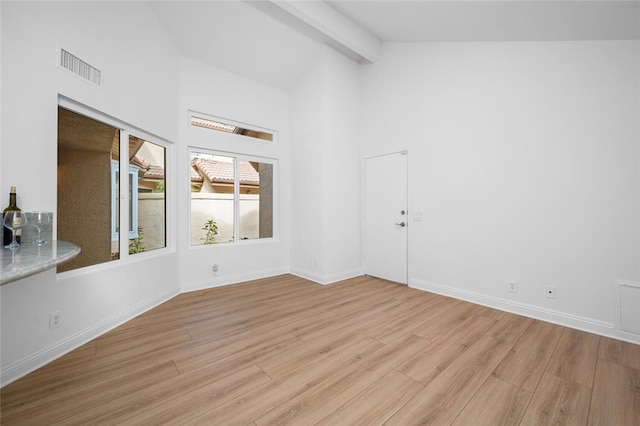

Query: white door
[[364, 152, 408, 284]]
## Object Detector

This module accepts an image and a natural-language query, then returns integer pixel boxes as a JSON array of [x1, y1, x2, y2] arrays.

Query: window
[[190, 150, 275, 245], [57, 103, 168, 272], [190, 115, 273, 142]]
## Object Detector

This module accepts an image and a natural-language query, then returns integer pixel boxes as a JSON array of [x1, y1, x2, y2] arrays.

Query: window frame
[[189, 147, 278, 247], [111, 161, 139, 241], [57, 95, 174, 276], [189, 111, 274, 142]]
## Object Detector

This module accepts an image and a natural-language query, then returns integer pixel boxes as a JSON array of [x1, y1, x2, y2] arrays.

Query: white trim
[[181, 266, 290, 293], [410, 278, 640, 345], [111, 162, 139, 241], [118, 129, 130, 258], [59, 96, 173, 146], [0, 289, 179, 387], [289, 267, 363, 286], [188, 110, 277, 143]]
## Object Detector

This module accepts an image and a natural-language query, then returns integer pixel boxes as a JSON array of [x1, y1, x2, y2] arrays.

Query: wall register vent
[[59, 48, 102, 87]]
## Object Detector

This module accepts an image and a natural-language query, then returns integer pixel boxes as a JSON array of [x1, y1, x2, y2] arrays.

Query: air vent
[[59, 48, 102, 87]]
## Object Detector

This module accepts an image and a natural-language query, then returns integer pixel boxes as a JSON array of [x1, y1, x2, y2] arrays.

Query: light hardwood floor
[[2, 274, 639, 425]]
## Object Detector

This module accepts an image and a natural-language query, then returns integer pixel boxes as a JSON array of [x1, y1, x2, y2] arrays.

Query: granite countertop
[[0, 241, 80, 285]]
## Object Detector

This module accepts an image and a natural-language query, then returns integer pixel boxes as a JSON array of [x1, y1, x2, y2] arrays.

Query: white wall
[[1, 1, 181, 384], [322, 48, 363, 281], [178, 57, 291, 291], [290, 53, 326, 280], [361, 41, 640, 342], [290, 46, 363, 284]]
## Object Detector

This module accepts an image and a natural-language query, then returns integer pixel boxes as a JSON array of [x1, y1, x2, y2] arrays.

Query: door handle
[[395, 222, 406, 227]]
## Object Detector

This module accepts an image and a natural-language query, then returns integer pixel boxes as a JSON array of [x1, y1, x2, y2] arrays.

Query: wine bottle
[[3, 186, 21, 246]]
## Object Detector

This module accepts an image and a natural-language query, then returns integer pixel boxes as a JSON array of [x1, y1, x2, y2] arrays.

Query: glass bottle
[[3, 186, 21, 246]]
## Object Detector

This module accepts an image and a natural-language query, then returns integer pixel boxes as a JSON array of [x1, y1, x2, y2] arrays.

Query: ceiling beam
[[258, 0, 381, 63]]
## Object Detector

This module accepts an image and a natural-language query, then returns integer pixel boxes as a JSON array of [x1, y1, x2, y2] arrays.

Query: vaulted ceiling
[[150, 1, 640, 90], [326, 1, 640, 42]]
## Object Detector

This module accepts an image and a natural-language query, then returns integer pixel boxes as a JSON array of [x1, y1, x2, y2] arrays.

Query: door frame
[[362, 150, 409, 284]]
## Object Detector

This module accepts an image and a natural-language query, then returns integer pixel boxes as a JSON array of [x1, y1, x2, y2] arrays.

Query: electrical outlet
[[49, 311, 62, 330], [212, 264, 219, 272], [509, 281, 518, 293], [546, 286, 556, 299]]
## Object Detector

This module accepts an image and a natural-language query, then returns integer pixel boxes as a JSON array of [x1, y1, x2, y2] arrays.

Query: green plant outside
[[129, 226, 146, 254], [202, 219, 218, 244]]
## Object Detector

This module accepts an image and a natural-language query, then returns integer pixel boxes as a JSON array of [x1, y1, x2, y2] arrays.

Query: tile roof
[[191, 158, 259, 186], [131, 155, 150, 170], [143, 164, 164, 180], [191, 164, 204, 182]]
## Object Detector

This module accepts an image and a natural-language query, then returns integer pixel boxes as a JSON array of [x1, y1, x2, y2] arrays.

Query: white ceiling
[[150, 1, 640, 90], [150, 1, 323, 90], [327, 1, 640, 42]]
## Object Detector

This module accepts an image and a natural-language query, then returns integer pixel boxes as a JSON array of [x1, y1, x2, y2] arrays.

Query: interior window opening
[[57, 106, 167, 272]]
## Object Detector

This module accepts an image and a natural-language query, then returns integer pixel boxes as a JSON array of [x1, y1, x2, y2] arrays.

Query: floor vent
[[59, 48, 102, 87]]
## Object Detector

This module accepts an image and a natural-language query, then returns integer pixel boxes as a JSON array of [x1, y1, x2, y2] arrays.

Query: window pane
[[190, 116, 273, 141], [130, 136, 166, 254], [190, 153, 235, 245], [58, 107, 120, 272], [239, 161, 273, 240]]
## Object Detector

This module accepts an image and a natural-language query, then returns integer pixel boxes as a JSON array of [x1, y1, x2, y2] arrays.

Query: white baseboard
[[181, 267, 290, 293], [289, 267, 363, 285], [0, 289, 179, 387], [410, 278, 640, 345]]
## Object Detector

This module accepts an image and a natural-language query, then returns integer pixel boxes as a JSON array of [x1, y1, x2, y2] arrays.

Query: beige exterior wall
[[137, 193, 166, 251], [57, 148, 113, 272], [190, 193, 260, 245]]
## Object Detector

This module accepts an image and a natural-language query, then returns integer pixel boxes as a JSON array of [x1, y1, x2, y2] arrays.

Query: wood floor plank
[[108, 365, 273, 426], [492, 319, 564, 392], [385, 335, 513, 425], [520, 372, 592, 426], [366, 296, 451, 344], [246, 304, 332, 336], [1, 360, 180, 425], [485, 311, 533, 343], [0, 342, 96, 402], [451, 376, 532, 426], [173, 327, 301, 373], [186, 337, 385, 425], [598, 336, 640, 371], [291, 297, 401, 343], [254, 333, 432, 425], [410, 299, 480, 341], [95, 328, 193, 358], [56, 364, 269, 426], [315, 371, 423, 426], [397, 314, 497, 385], [258, 328, 374, 379], [588, 358, 640, 425], [546, 328, 600, 388]]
